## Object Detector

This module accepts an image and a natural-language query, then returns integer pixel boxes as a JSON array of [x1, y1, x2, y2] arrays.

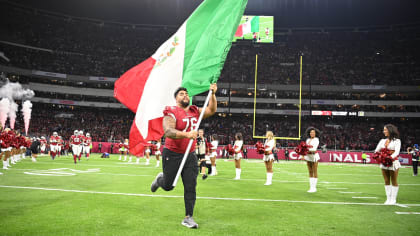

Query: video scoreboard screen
[[233, 15, 274, 43]]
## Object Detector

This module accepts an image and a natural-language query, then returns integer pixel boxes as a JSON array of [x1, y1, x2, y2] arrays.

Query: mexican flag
[[234, 16, 259, 37], [114, 0, 248, 155]]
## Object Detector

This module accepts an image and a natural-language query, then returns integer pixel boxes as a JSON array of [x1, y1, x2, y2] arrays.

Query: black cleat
[[202, 174, 208, 180], [151, 172, 163, 192]]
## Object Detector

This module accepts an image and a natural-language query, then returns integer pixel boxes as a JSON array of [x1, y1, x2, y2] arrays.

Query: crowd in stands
[[1, 5, 420, 86]]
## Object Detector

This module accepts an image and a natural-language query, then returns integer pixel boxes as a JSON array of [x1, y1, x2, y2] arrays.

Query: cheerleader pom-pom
[[255, 141, 265, 154], [294, 141, 312, 156], [225, 144, 235, 156], [373, 148, 394, 167]]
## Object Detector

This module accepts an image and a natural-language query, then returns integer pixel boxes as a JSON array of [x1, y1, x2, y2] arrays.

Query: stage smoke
[[21, 100, 32, 135]]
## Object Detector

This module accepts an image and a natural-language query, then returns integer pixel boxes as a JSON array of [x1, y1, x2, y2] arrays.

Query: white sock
[[156, 160, 160, 166], [123, 156, 127, 161], [390, 186, 399, 204], [384, 185, 392, 204], [136, 157, 140, 164], [119, 155, 122, 160], [146, 159, 150, 165], [3, 161, 8, 169], [129, 156, 132, 162], [235, 168, 241, 179], [313, 178, 318, 188], [7, 158, 11, 167], [212, 166, 217, 174]]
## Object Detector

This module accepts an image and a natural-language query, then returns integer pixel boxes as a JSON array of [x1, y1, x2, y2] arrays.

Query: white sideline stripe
[[327, 188, 348, 190], [1, 185, 419, 207], [10, 168, 153, 177], [339, 192, 362, 194], [395, 212, 420, 215], [352, 197, 378, 199]]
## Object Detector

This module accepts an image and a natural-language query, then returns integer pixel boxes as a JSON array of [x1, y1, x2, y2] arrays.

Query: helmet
[[41, 136, 45, 139], [86, 133, 90, 137], [74, 130, 79, 135], [53, 132, 58, 136], [79, 131, 84, 135]]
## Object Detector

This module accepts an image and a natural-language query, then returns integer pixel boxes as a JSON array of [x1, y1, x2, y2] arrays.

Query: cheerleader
[[263, 131, 275, 185], [154, 139, 162, 167], [209, 134, 219, 176], [144, 142, 151, 165], [375, 124, 401, 205], [118, 140, 125, 160], [232, 133, 243, 180], [301, 127, 321, 193]]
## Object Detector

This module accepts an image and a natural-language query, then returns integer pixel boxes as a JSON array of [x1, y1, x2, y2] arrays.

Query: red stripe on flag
[[129, 116, 164, 156], [234, 24, 244, 37], [114, 57, 156, 112]]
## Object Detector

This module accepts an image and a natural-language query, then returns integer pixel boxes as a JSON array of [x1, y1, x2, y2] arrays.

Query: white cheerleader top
[[375, 138, 401, 158]]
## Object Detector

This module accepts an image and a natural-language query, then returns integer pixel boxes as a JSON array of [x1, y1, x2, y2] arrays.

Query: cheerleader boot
[[136, 157, 140, 164], [234, 168, 241, 180], [389, 186, 399, 205], [384, 185, 392, 204], [308, 178, 317, 193], [118, 155, 122, 161], [128, 156, 132, 163], [2, 161, 8, 169], [264, 173, 273, 185], [123, 156, 127, 161], [146, 158, 150, 165]]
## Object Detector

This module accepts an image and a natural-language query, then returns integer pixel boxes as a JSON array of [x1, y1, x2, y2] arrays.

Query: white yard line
[[339, 192, 362, 194], [395, 212, 420, 214], [352, 197, 378, 199], [0, 185, 418, 207]]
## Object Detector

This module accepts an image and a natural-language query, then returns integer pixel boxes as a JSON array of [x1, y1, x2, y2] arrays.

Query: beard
[[180, 100, 189, 108]]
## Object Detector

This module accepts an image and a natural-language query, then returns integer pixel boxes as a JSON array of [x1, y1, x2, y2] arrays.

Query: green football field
[[0, 154, 419, 235]]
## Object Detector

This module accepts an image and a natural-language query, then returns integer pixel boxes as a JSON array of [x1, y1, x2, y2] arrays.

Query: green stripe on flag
[[251, 16, 259, 32], [182, 0, 248, 97]]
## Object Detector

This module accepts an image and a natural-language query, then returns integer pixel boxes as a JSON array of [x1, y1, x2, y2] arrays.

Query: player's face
[[176, 90, 190, 108], [383, 127, 389, 137], [310, 130, 316, 138]]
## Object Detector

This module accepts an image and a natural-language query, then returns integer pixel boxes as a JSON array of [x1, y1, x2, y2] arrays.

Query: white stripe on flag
[[135, 23, 187, 138]]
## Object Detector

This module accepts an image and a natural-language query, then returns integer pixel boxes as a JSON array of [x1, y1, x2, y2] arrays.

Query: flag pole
[[172, 89, 213, 187]]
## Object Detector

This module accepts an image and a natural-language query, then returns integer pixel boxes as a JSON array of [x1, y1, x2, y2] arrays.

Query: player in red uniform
[[49, 132, 59, 160], [150, 84, 217, 228], [40, 136, 47, 155], [83, 133, 92, 160], [70, 130, 82, 164], [57, 136, 63, 156], [78, 131, 86, 160]]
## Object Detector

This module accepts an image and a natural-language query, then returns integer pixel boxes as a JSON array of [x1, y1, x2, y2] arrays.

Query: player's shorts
[[380, 160, 401, 171], [50, 145, 59, 152], [233, 152, 242, 160], [72, 145, 82, 156], [263, 154, 274, 162], [145, 149, 151, 154], [30, 147, 39, 154], [155, 151, 161, 155], [58, 146, 62, 152], [40, 145, 46, 151], [304, 153, 320, 162], [83, 146, 90, 154], [210, 151, 217, 158]]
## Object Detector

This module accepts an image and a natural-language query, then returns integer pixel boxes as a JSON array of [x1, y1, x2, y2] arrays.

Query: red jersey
[[70, 135, 82, 145], [50, 136, 59, 145], [163, 105, 199, 154], [83, 137, 92, 146]]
